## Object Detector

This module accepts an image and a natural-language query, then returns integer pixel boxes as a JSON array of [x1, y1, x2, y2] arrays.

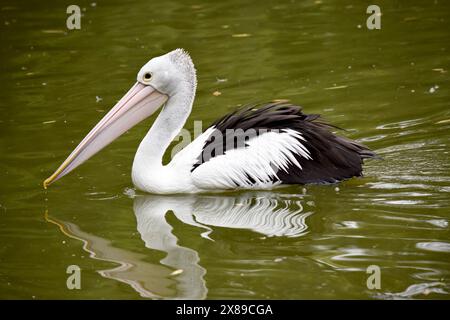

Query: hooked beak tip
[[43, 176, 53, 189]]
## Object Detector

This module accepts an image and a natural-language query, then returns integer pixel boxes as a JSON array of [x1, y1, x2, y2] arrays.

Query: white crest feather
[[168, 48, 197, 93]]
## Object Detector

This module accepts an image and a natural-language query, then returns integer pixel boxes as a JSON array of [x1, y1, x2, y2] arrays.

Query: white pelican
[[44, 49, 376, 194]]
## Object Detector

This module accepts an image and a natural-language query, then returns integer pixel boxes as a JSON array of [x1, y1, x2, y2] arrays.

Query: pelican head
[[138, 48, 196, 97], [43, 49, 195, 188]]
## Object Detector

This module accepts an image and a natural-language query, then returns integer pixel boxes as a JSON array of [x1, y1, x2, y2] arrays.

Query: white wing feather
[[191, 129, 311, 190]]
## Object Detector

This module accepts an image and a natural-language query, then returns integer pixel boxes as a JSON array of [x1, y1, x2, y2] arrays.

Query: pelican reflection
[[46, 192, 313, 299], [134, 193, 312, 239]]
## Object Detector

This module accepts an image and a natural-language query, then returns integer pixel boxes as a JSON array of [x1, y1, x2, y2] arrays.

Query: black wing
[[193, 102, 376, 184]]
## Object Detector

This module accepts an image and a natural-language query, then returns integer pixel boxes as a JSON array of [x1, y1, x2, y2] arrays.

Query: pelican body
[[44, 49, 375, 194]]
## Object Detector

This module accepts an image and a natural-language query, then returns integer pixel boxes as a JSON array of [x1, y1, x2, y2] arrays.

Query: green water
[[1, 0, 449, 299]]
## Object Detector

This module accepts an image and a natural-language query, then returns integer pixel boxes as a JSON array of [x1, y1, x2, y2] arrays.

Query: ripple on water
[[123, 187, 137, 198], [416, 242, 450, 253], [84, 191, 119, 201], [376, 142, 426, 155], [376, 282, 449, 300], [359, 134, 387, 143], [382, 200, 424, 206], [376, 118, 425, 130], [367, 182, 432, 190], [426, 219, 449, 228], [376, 214, 448, 230], [378, 175, 450, 184]]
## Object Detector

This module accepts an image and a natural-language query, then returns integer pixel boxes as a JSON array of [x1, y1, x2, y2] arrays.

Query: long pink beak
[[44, 82, 168, 188]]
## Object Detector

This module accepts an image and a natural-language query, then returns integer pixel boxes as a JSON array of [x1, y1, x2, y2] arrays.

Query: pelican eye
[[143, 72, 152, 81]]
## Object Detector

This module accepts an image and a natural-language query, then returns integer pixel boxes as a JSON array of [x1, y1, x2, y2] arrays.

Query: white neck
[[132, 84, 195, 176]]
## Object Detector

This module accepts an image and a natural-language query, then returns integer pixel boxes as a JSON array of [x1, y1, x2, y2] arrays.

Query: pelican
[[44, 49, 376, 194]]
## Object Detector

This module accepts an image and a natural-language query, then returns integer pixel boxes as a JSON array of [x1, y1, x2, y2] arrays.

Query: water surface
[[1, 0, 449, 299]]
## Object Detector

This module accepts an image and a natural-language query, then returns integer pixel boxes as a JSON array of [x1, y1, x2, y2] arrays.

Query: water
[[1, 0, 449, 299]]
